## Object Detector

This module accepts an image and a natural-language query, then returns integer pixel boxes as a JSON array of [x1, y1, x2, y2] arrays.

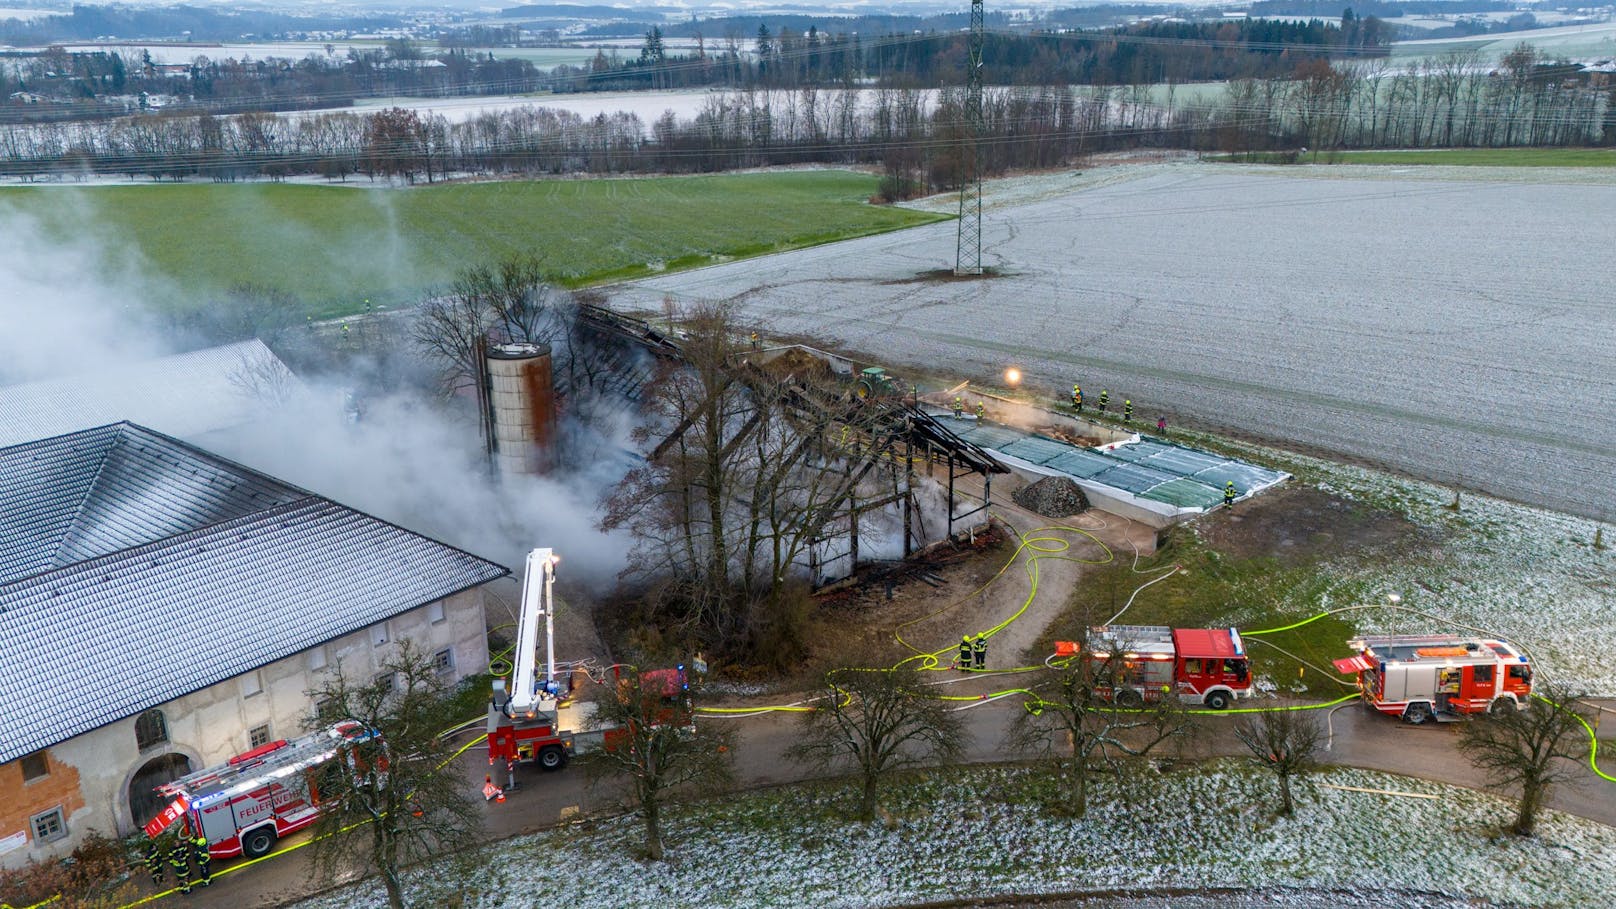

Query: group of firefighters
[[1071, 384, 1149, 428], [143, 826, 212, 895], [957, 633, 989, 671], [1074, 384, 1240, 507]]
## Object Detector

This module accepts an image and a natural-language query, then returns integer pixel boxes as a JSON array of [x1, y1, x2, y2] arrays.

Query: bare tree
[[1232, 709, 1323, 817], [167, 283, 303, 348], [601, 301, 902, 660], [789, 665, 964, 821], [227, 343, 302, 407], [412, 290, 491, 395], [1014, 643, 1192, 817], [412, 255, 564, 395], [480, 255, 564, 346], [1458, 686, 1590, 836], [305, 641, 481, 909], [581, 669, 735, 860]]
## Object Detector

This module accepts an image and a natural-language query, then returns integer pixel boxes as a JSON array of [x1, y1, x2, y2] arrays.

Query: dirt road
[[172, 480, 1616, 908]]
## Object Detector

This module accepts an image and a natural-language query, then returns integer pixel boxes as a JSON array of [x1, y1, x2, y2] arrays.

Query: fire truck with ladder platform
[[1069, 625, 1254, 710], [142, 720, 379, 859], [1335, 633, 1533, 724], [485, 547, 610, 790]]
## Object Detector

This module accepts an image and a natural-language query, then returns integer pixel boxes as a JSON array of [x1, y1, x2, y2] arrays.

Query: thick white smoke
[[0, 203, 635, 588], [0, 205, 173, 383], [214, 380, 635, 588]]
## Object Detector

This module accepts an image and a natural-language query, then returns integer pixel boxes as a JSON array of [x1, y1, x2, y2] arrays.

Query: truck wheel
[[1204, 690, 1231, 711], [1116, 689, 1144, 709], [537, 744, 567, 772], [241, 826, 277, 859], [1489, 698, 1518, 717], [1403, 702, 1433, 725]]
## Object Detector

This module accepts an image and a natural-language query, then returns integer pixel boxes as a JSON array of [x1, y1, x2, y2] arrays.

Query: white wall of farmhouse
[[1, 588, 488, 869]]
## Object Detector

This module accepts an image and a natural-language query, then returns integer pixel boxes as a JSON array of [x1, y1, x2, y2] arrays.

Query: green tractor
[[855, 366, 906, 401]]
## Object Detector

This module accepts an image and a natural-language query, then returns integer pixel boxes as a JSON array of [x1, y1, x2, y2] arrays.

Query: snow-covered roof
[[0, 422, 507, 764], [0, 339, 298, 448]]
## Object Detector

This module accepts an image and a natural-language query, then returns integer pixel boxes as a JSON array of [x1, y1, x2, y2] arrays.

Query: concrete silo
[[484, 342, 557, 476]]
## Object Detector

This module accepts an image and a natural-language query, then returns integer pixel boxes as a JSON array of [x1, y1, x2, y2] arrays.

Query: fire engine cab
[[144, 720, 378, 859], [1072, 625, 1254, 710], [1335, 633, 1533, 724]]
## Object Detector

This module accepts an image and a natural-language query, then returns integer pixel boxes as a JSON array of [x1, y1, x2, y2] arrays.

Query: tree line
[[3, 17, 1384, 124], [0, 48, 1608, 184]]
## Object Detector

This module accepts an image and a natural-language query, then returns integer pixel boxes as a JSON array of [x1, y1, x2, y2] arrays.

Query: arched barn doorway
[[128, 753, 192, 828]]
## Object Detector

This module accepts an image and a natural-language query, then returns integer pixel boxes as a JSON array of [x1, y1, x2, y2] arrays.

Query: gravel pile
[[1012, 475, 1089, 517]]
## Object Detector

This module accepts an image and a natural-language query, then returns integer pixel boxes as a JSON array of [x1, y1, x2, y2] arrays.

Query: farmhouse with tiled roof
[[0, 422, 506, 867]]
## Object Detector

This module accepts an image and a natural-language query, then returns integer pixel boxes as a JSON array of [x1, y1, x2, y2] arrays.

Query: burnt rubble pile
[[1012, 475, 1089, 517]]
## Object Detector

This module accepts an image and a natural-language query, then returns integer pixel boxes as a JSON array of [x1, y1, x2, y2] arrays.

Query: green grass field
[[1036, 527, 1360, 700], [0, 171, 947, 318]]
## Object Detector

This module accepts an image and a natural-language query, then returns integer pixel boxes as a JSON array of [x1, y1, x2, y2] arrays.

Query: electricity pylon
[[954, 0, 985, 277]]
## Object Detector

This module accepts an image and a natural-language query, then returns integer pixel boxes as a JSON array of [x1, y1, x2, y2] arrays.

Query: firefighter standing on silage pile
[[1072, 385, 1083, 412]]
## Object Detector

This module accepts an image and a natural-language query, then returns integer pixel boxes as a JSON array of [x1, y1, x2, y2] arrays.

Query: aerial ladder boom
[[507, 547, 558, 717], [488, 546, 593, 785]]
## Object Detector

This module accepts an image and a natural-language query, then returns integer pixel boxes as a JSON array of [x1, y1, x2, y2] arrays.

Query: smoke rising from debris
[[0, 205, 635, 589], [216, 379, 636, 590]]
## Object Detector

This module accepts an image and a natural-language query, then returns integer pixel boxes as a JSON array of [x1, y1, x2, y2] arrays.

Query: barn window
[[249, 724, 272, 749], [31, 807, 66, 842], [135, 709, 168, 750], [21, 751, 49, 781]]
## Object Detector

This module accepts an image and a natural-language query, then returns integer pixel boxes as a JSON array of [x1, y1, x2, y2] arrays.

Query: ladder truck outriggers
[[143, 720, 380, 860], [485, 548, 604, 789], [1335, 633, 1533, 724], [1068, 625, 1254, 710]]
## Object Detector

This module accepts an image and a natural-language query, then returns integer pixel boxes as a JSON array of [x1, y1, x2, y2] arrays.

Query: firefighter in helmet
[[958, 635, 973, 671], [1224, 481, 1237, 508], [952, 395, 964, 419], [191, 829, 212, 887], [168, 828, 193, 895], [1072, 384, 1083, 412], [144, 834, 166, 888], [1123, 399, 1133, 423], [972, 633, 988, 670], [1098, 389, 1109, 413], [975, 402, 985, 421]]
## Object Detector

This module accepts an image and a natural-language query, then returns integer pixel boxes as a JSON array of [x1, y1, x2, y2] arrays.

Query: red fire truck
[[1334, 633, 1533, 724], [144, 720, 379, 859], [1067, 625, 1254, 710], [486, 549, 690, 787]]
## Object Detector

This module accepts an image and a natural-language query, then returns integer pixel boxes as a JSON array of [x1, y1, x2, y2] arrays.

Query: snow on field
[[293, 762, 1616, 909], [1214, 438, 1616, 695], [1393, 21, 1616, 62], [613, 163, 1616, 527]]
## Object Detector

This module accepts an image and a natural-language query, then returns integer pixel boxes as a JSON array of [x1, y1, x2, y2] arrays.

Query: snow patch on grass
[[1219, 442, 1616, 695], [294, 762, 1615, 909]]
